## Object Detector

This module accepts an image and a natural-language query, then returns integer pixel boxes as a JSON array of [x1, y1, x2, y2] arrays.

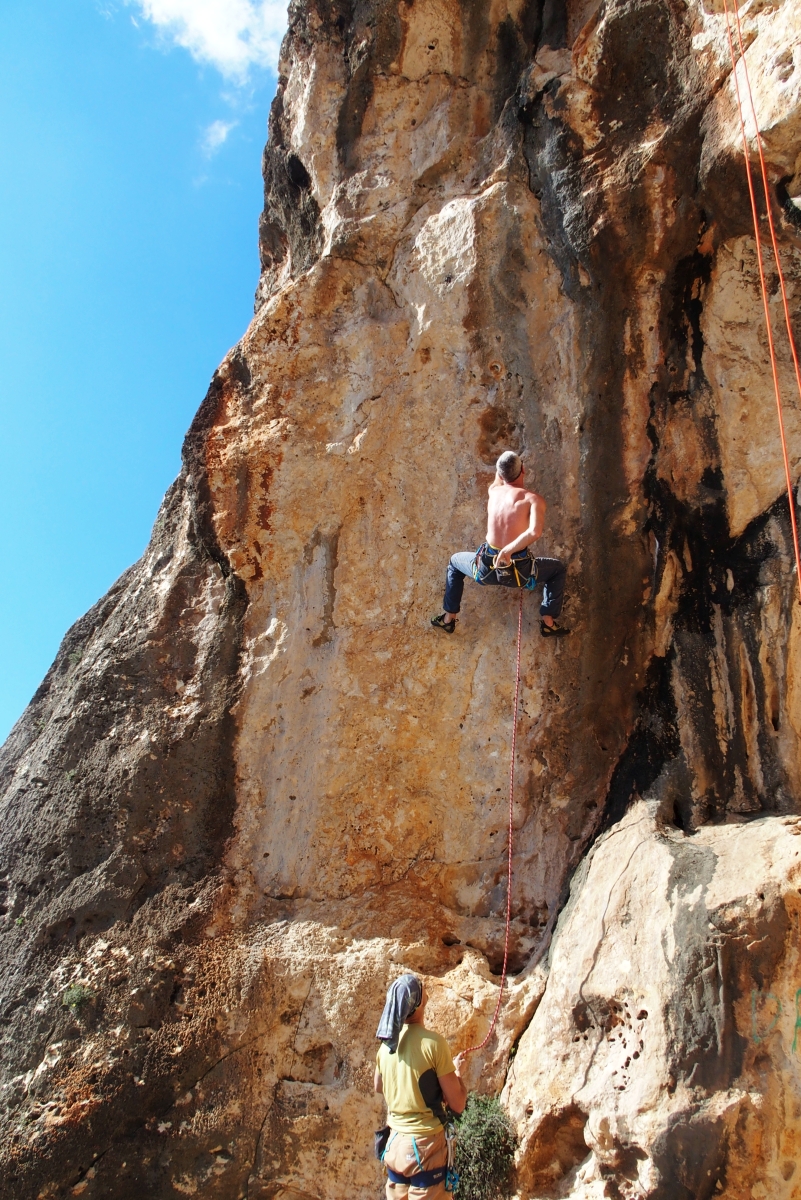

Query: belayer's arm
[[374, 1068, 384, 1094], [439, 1055, 467, 1115]]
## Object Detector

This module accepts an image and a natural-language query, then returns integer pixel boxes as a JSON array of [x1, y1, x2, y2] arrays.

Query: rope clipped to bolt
[[462, 591, 523, 1056], [722, 0, 801, 601]]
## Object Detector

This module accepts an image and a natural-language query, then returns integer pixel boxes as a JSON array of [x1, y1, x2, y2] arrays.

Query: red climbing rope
[[722, 0, 801, 601], [462, 592, 523, 1056]]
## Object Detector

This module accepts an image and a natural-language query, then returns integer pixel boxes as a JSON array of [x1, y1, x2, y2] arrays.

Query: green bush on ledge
[[455, 1094, 517, 1200], [62, 984, 94, 1014]]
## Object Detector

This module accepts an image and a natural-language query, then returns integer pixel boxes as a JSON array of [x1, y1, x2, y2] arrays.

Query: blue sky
[[0, 0, 286, 742]]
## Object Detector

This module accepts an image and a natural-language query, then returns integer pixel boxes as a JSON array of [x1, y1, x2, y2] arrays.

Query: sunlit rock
[[2, 1, 801, 1196]]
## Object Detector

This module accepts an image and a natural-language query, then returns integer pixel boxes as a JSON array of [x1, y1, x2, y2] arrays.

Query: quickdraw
[[445, 1121, 459, 1193]]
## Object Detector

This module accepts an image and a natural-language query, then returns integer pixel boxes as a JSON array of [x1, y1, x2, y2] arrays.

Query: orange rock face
[[2, 1, 801, 1197]]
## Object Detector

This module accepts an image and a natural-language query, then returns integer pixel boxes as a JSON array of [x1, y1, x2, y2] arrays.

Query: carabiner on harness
[[445, 1121, 459, 1193]]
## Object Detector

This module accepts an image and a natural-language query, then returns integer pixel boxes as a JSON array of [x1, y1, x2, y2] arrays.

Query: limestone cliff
[[2, 2, 801, 1197]]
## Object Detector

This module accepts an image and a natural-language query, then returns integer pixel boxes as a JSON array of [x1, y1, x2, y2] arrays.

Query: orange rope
[[722, 0, 801, 600], [729, 4, 801, 410], [462, 592, 522, 1056]]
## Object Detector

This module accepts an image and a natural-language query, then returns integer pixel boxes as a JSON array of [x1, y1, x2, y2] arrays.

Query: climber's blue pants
[[443, 551, 567, 619]]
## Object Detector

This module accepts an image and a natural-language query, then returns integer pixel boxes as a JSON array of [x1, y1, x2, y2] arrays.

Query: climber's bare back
[[486, 474, 545, 558]]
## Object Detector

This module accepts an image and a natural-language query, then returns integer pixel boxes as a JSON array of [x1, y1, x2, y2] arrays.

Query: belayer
[[431, 450, 570, 637], [374, 974, 467, 1198]]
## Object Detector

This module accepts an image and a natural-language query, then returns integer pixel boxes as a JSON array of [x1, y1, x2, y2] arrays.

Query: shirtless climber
[[374, 974, 467, 1200], [431, 450, 570, 637]]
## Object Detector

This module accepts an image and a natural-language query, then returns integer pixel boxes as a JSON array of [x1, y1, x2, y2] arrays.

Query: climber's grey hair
[[496, 451, 523, 483]]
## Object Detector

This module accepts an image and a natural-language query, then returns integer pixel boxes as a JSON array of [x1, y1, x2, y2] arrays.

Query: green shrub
[[455, 1095, 517, 1200], [62, 984, 94, 1014]]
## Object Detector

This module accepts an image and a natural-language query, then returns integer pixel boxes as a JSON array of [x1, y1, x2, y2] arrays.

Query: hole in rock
[[476, 403, 516, 461], [286, 154, 311, 190], [519, 1103, 589, 1187], [486, 944, 527, 975], [442, 934, 461, 947]]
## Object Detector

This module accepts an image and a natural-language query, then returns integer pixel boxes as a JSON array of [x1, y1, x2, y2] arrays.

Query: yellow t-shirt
[[376, 1024, 456, 1135]]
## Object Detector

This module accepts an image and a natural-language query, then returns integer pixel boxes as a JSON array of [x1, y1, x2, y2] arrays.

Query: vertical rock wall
[[1, 1, 801, 1197]]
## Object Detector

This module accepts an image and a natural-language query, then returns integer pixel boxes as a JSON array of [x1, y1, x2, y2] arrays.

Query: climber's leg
[[437, 551, 477, 623], [534, 556, 568, 633]]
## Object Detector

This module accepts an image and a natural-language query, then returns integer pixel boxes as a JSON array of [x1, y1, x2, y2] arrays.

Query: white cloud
[[201, 118, 237, 155], [128, 0, 288, 82]]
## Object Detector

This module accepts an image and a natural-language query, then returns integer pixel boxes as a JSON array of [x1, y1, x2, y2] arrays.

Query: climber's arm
[[374, 1068, 383, 1094]]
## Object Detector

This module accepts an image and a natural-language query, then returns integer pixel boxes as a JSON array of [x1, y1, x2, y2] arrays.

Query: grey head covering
[[376, 973, 423, 1054]]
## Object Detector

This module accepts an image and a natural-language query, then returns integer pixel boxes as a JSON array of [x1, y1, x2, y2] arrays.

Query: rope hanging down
[[722, 0, 801, 601], [462, 592, 523, 1056]]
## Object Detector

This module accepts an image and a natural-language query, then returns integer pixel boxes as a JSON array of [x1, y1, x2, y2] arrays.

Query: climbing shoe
[[541, 620, 570, 637], [431, 613, 457, 634]]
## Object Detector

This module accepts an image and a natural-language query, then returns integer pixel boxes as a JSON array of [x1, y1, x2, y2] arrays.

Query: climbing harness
[[381, 1129, 459, 1192], [386, 1164, 449, 1189], [721, 0, 801, 601], [471, 543, 538, 590], [462, 592, 523, 1057]]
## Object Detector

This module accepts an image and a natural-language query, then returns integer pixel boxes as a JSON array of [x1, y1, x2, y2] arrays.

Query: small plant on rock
[[62, 984, 94, 1015], [455, 1094, 517, 1200]]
